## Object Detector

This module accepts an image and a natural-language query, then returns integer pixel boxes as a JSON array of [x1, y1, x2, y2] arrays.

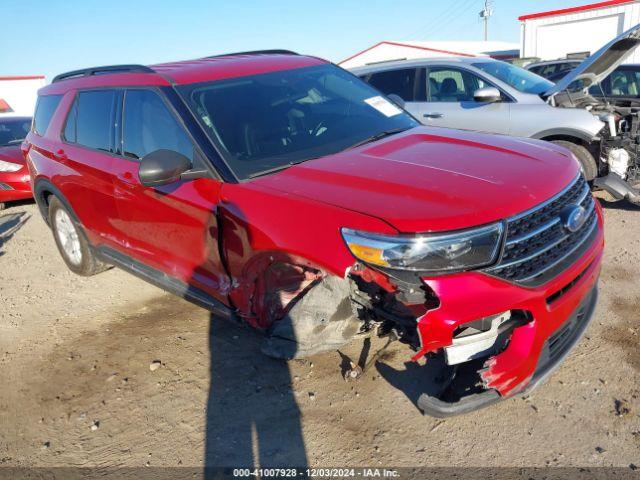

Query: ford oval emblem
[[561, 205, 587, 233]]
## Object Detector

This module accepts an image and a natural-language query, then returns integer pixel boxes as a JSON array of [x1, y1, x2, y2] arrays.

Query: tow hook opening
[[446, 311, 528, 366], [421, 310, 532, 406]]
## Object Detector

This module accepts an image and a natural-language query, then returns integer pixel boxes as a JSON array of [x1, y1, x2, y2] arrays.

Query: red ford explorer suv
[[0, 116, 33, 210], [24, 51, 604, 416]]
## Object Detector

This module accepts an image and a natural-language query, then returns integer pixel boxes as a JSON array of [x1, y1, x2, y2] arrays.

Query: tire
[[48, 196, 110, 276], [551, 140, 599, 181]]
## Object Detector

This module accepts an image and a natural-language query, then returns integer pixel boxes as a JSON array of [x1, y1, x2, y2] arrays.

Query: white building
[[0, 76, 45, 117], [520, 0, 640, 61], [339, 41, 520, 69]]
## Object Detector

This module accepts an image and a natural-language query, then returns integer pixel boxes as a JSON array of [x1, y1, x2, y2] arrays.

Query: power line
[[412, 0, 481, 41], [405, 0, 474, 40]]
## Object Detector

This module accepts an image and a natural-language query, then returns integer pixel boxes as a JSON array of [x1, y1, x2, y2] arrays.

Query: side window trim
[[415, 67, 427, 102], [55, 86, 222, 181], [61, 93, 78, 143]]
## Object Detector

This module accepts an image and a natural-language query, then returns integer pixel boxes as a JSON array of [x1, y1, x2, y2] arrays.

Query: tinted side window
[[122, 89, 194, 161], [33, 95, 63, 136], [366, 69, 418, 102], [538, 64, 558, 78], [70, 91, 117, 152], [428, 68, 491, 102]]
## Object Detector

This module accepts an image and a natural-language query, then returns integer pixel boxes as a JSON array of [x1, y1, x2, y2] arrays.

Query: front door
[[417, 66, 511, 135], [110, 88, 229, 302]]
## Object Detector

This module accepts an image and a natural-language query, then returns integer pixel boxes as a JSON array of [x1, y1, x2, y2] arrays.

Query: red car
[[24, 51, 604, 416], [0, 116, 32, 210]]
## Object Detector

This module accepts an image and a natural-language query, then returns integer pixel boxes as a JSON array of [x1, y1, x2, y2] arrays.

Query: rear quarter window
[[33, 95, 63, 136]]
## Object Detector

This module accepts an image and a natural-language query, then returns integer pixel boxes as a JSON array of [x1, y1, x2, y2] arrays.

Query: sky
[[2, 0, 588, 81]]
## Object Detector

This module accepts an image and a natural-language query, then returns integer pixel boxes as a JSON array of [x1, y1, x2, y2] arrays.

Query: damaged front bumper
[[409, 213, 604, 417], [417, 285, 598, 417]]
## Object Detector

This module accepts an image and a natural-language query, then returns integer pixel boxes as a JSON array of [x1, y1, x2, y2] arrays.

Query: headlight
[[0, 160, 22, 173], [341, 223, 503, 273]]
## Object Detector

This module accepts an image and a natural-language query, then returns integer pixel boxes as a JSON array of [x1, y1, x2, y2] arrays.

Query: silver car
[[353, 25, 640, 205], [351, 57, 602, 152]]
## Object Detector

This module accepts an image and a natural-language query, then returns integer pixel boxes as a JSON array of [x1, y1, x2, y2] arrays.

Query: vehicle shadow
[[190, 209, 308, 476], [203, 315, 308, 473], [0, 211, 29, 257], [374, 354, 449, 413]]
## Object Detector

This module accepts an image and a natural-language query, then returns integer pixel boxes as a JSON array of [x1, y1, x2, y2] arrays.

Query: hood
[[0, 145, 25, 166], [252, 127, 580, 233], [545, 22, 640, 98]]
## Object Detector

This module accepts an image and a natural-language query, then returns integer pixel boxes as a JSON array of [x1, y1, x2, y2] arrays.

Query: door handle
[[423, 113, 444, 119], [54, 149, 68, 161], [116, 171, 137, 185]]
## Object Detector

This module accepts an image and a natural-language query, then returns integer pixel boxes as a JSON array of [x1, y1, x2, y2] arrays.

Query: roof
[[40, 52, 325, 95], [349, 56, 499, 74], [519, 0, 636, 21], [152, 54, 324, 85]]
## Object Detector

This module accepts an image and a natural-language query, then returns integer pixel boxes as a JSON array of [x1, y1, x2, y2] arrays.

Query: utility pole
[[479, 0, 493, 41]]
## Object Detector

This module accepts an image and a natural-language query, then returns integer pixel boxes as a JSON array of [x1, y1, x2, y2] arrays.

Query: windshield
[[0, 118, 31, 147], [178, 64, 418, 180], [473, 61, 554, 95]]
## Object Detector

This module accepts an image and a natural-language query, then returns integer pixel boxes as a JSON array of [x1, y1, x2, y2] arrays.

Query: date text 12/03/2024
[[232, 468, 400, 478]]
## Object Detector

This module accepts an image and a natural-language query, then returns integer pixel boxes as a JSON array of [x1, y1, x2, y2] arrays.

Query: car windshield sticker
[[364, 96, 402, 117]]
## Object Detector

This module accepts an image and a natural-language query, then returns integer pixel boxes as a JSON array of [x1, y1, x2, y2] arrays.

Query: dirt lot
[[0, 196, 638, 470]]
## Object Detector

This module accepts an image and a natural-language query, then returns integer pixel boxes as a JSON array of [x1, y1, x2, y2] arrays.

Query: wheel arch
[[33, 179, 80, 227], [532, 128, 597, 146]]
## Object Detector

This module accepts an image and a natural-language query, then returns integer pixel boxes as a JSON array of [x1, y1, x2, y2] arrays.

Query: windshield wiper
[[247, 157, 320, 180], [346, 127, 410, 150], [247, 163, 297, 179]]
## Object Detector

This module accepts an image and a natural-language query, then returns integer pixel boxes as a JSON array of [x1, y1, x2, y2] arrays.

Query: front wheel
[[551, 140, 598, 181], [48, 196, 110, 276]]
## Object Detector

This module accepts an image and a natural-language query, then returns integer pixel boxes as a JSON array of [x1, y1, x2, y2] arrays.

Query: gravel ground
[[0, 196, 638, 470]]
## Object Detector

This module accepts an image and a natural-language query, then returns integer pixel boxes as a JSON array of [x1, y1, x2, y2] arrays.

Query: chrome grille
[[0, 183, 13, 191], [486, 175, 598, 286]]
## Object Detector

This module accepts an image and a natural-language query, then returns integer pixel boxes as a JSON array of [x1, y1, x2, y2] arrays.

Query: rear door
[[110, 88, 228, 302], [55, 90, 120, 243], [416, 66, 511, 134]]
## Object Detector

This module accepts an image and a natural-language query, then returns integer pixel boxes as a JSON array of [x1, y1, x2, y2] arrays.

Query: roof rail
[[206, 49, 298, 59], [52, 64, 155, 83]]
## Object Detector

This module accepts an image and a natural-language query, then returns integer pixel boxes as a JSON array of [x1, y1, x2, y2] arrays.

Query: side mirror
[[473, 86, 502, 103], [387, 94, 405, 109], [138, 149, 192, 187]]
